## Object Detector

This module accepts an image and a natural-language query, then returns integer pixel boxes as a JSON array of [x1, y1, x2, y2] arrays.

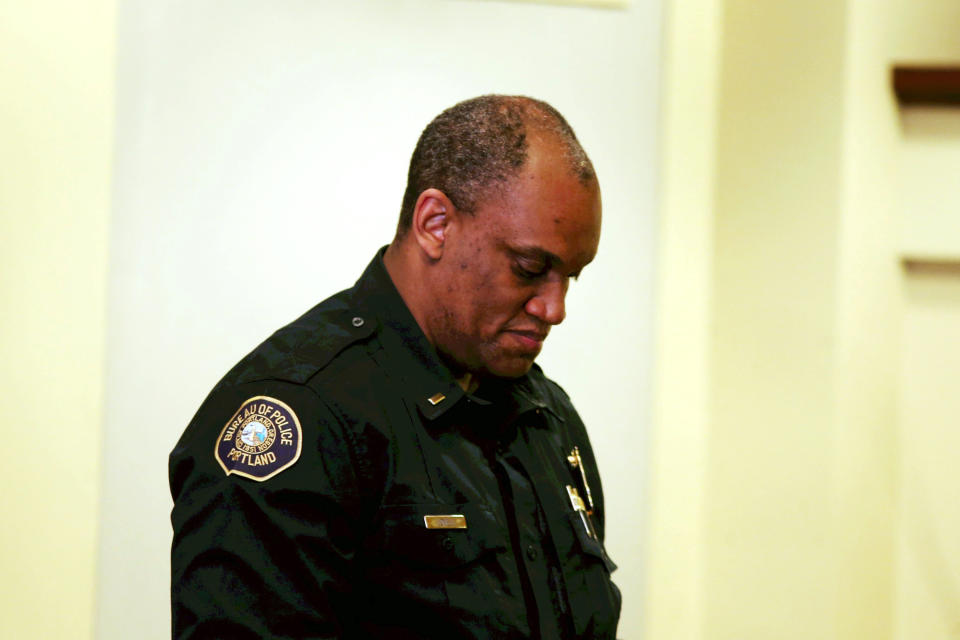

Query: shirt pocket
[[563, 511, 622, 638], [568, 511, 618, 573], [363, 502, 515, 615]]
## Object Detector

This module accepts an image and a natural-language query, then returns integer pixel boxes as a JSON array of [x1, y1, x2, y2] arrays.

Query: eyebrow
[[511, 245, 562, 266]]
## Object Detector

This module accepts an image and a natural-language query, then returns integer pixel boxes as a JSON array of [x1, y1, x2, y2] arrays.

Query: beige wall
[[890, 2, 960, 636], [644, 0, 721, 637], [650, 0, 960, 638], [707, 1, 848, 636], [0, 1, 115, 638], [896, 262, 960, 639]]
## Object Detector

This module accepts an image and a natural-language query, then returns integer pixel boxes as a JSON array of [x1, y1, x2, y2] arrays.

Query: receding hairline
[[490, 97, 596, 186], [394, 94, 597, 239]]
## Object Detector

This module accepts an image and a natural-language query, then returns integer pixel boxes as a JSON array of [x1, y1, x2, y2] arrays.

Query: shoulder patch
[[214, 396, 303, 481]]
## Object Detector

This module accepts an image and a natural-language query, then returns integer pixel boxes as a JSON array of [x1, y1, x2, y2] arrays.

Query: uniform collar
[[350, 248, 557, 423], [472, 375, 563, 425], [350, 248, 465, 420]]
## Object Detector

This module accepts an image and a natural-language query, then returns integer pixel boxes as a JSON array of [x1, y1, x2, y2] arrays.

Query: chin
[[485, 357, 536, 379]]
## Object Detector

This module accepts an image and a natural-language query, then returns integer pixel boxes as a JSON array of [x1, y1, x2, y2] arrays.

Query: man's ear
[[411, 188, 456, 260]]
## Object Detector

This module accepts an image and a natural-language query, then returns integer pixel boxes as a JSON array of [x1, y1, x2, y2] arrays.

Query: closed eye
[[513, 259, 549, 281], [507, 245, 587, 282]]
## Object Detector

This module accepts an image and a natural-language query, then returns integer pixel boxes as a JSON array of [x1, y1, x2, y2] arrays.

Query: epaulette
[[228, 302, 377, 386]]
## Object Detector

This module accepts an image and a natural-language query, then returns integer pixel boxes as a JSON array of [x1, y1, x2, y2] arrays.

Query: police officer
[[170, 95, 621, 639]]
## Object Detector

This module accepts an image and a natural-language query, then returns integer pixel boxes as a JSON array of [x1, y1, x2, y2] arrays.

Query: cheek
[[446, 250, 528, 331], [478, 291, 531, 334]]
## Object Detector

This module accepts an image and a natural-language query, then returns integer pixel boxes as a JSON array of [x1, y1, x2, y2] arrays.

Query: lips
[[504, 329, 548, 352]]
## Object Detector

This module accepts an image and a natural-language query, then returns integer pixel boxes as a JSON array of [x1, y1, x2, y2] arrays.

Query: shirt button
[[351, 316, 364, 327], [526, 544, 539, 561], [442, 537, 455, 551]]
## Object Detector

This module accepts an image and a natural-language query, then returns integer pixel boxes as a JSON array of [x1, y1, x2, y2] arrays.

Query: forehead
[[473, 140, 602, 268]]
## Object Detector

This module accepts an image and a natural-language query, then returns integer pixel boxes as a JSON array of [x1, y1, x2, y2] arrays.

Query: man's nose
[[525, 280, 567, 326]]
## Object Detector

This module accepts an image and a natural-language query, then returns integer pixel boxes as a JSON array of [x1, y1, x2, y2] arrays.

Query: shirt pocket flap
[[567, 512, 618, 573], [369, 503, 507, 569]]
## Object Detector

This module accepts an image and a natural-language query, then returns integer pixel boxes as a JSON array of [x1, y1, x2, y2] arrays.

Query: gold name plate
[[423, 514, 467, 529]]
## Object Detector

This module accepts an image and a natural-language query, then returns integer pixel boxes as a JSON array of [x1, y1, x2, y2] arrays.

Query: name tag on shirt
[[423, 514, 467, 529]]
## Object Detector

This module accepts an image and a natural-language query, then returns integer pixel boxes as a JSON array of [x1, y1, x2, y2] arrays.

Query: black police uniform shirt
[[169, 249, 621, 639]]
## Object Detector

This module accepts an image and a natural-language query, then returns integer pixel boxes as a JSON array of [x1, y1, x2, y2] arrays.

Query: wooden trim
[[892, 66, 960, 105], [902, 255, 960, 275]]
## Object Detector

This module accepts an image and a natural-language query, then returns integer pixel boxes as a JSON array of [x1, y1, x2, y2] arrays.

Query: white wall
[[97, 1, 661, 637]]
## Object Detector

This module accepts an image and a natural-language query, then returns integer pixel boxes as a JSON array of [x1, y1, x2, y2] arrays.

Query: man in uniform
[[170, 95, 621, 639]]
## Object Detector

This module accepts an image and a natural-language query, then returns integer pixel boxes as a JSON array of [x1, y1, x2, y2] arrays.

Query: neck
[[383, 241, 430, 337], [384, 240, 480, 395]]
